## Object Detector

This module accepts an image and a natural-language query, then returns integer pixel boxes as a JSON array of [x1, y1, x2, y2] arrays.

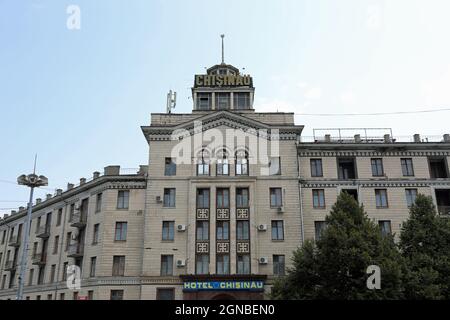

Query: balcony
[[8, 235, 21, 247], [31, 253, 47, 265], [70, 212, 87, 228], [4, 260, 16, 271], [67, 243, 84, 258], [438, 206, 450, 218], [36, 225, 50, 239]]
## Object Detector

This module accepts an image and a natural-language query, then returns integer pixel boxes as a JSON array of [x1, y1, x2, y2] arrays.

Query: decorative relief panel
[[196, 242, 209, 254], [236, 208, 249, 219], [216, 208, 230, 220], [216, 242, 230, 253], [196, 208, 209, 220], [236, 242, 250, 254]]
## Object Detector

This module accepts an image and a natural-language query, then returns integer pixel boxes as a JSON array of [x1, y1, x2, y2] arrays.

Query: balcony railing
[[36, 225, 50, 238], [4, 260, 16, 271], [438, 206, 450, 218], [70, 212, 87, 228], [8, 235, 21, 247], [31, 253, 47, 265], [67, 243, 84, 258]]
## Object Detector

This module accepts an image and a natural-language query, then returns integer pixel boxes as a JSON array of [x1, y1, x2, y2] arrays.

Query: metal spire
[[220, 34, 225, 64]]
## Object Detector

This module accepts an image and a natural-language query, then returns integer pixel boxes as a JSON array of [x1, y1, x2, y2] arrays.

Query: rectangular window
[[271, 221, 284, 240], [217, 157, 229, 175], [236, 221, 250, 240], [36, 217, 41, 233], [162, 221, 175, 241], [315, 221, 327, 241], [88, 291, 94, 300], [371, 158, 384, 176], [405, 189, 418, 208], [69, 204, 75, 222], [112, 256, 125, 276], [270, 188, 283, 207], [273, 255, 285, 276], [73, 292, 78, 300], [28, 268, 34, 286], [196, 254, 209, 275], [235, 151, 249, 175], [379, 220, 392, 237], [233, 92, 250, 110], [197, 159, 210, 176], [37, 267, 45, 285], [216, 188, 230, 208], [62, 262, 68, 281], [196, 221, 209, 241], [53, 236, 59, 254], [90, 257, 97, 277], [1, 275, 6, 290], [216, 254, 230, 275], [401, 158, 415, 176], [156, 288, 175, 300], [65, 233, 71, 251], [237, 254, 250, 274], [375, 189, 389, 208], [59, 293, 65, 300], [429, 157, 448, 178], [50, 264, 56, 283], [338, 158, 357, 179], [160, 255, 173, 276], [236, 188, 249, 208], [117, 190, 130, 209], [56, 208, 63, 226], [197, 92, 212, 110], [310, 159, 323, 177], [96, 193, 102, 212], [114, 222, 128, 241], [269, 157, 281, 175], [215, 92, 230, 109], [93, 224, 99, 245], [164, 158, 176, 176], [1, 230, 5, 244], [312, 189, 326, 209], [196, 188, 210, 208], [163, 188, 176, 207], [110, 290, 124, 301], [216, 221, 229, 240]]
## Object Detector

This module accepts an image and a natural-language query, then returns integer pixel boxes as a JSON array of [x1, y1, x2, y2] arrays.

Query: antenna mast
[[221, 34, 225, 64], [166, 90, 177, 113]]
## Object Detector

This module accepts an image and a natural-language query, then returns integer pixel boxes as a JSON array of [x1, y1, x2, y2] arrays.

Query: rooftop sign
[[194, 74, 253, 87], [183, 280, 264, 291]]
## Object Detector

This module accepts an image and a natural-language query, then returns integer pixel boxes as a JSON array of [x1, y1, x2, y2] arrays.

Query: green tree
[[272, 192, 406, 299], [399, 194, 450, 299]]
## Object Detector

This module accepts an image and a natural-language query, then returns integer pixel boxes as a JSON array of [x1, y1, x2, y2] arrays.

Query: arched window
[[196, 148, 210, 176], [216, 148, 229, 175], [235, 150, 249, 176]]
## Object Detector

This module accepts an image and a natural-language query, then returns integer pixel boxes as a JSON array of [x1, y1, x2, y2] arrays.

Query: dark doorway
[[342, 189, 358, 201]]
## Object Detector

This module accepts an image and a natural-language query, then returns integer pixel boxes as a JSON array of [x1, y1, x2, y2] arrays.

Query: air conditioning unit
[[259, 257, 268, 264], [156, 196, 162, 203], [277, 206, 284, 214], [257, 224, 267, 231], [176, 259, 186, 267], [177, 224, 186, 232]]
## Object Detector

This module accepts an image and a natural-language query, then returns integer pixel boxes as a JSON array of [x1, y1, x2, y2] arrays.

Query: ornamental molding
[[298, 150, 450, 157], [301, 180, 450, 188]]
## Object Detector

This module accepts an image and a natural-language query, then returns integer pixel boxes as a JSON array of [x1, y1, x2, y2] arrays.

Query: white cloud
[[340, 90, 357, 106], [303, 87, 322, 100]]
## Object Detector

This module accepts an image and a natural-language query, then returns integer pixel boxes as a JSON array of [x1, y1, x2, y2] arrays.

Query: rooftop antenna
[[166, 90, 176, 113], [221, 34, 225, 64]]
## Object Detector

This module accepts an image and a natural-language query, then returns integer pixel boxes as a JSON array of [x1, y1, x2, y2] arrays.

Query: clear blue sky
[[1, 0, 450, 216]]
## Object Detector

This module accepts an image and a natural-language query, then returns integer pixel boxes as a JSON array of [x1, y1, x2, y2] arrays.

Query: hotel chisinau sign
[[194, 74, 253, 87], [183, 280, 264, 291]]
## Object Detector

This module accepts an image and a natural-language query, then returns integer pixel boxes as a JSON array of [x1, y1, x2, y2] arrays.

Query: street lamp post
[[16, 173, 48, 300]]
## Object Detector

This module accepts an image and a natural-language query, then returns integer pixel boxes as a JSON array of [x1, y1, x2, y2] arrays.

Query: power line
[[294, 107, 450, 116]]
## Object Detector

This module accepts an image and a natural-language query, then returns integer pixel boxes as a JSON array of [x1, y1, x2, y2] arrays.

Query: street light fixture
[[16, 173, 48, 300]]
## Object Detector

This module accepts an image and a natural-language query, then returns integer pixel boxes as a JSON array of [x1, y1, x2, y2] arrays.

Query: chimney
[[11, 210, 17, 215], [93, 171, 100, 179], [384, 134, 391, 143], [56, 189, 62, 196], [413, 134, 421, 143], [138, 165, 148, 175], [4, 214, 9, 218], [46, 194, 52, 200], [80, 178, 86, 185], [104, 165, 120, 176], [354, 134, 361, 143], [19, 206, 25, 211], [444, 134, 450, 143], [67, 183, 74, 190], [324, 134, 331, 143], [36, 198, 42, 204]]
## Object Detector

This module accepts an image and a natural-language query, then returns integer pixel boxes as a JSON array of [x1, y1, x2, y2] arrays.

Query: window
[[93, 224, 99, 245], [47, 294, 52, 300], [235, 150, 249, 175], [53, 236, 59, 254], [62, 262, 68, 281], [37, 267, 44, 285], [405, 189, 418, 208], [196, 221, 209, 241], [375, 189, 389, 208], [379, 220, 392, 237], [163, 188, 176, 207], [236, 221, 250, 240], [197, 149, 210, 176], [59, 293, 65, 300], [110, 290, 124, 301], [269, 157, 281, 175], [1, 275, 6, 290], [215, 92, 230, 109], [234, 92, 250, 109], [114, 222, 127, 241], [88, 291, 94, 300], [273, 255, 285, 276], [196, 254, 209, 275], [35, 217, 41, 233], [69, 204, 75, 222], [50, 264, 56, 283], [338, 158, 357, 179], [216, 221, 229, 240], [401, 158, 414, 176], [271, 221, 284, 240], [196, 188, 210, 208], [28, 268, 34, 286], [236, 188, 249, 208], [162, 221, 175, 241], [65, 233, 71, 251], [156, 288, 175, 300], [429, 157, 448, 178], [36, 295, 41, 300], [73, 292, 78, 300], [117, 190, 130, 209], [371, 158, 384, 177], [112, 256, 125, 276], [56, 208, 63, 226], [164, 158, 176, 176], [310, 159, 323, 177], [312, 189, 325, 209], [197, 92, 212, 110], [90, 257, 97, 277], [216, 255, 230, 275], [216, 188, 229, 208], [315, 221, 327, 241], [96, 193, 102, 212], [237, 255, 250, 274], [216, 150, 229, 175], [161, 255, 173, 276], [1, 230, 5, 244], [270, 188, 283, 207]]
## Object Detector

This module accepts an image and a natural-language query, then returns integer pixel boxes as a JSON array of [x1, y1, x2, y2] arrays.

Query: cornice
[[300, 179, 450, 188]]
